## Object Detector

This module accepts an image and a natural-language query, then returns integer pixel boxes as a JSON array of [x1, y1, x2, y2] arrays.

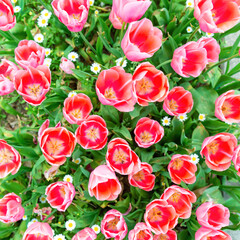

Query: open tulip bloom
[[1, 0, 240, 239]]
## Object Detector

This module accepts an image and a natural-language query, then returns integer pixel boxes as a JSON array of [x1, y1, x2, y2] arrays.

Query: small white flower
[[41, 9, 52, 20], [54, 234, 66, 240], [14, 6, 21, 13], [95, 10, 99, 15], [65, 220, 76, 231], [91, 225, 101, 234], [190, 154, 200, 164], [89, 0, 94, 6], [206, 32, 214, 37], [198, 29, 202, 34], [178, 114, 187, 122], [37, 16, 48, 27], [162, 116, 171, 126], [116, 58, 127, 68], [44, 58, 52, 67], [186, 0, 194, 8], [73, 158, 81, 164], [34, 33, 44, 43], [68, 52, 79, 62], [91, 62, 101, 74], [68, 91, 77, 98], [22, 215, 27, 220], [11, 0, 17, 3], [186, 26, 193, 33], [27, 218, 38, 228], [45, 48, 51, 56], [40, 195, 47, 203], [198, 114, 206, 122], [225, 121, 232, 125], [100, 2, 105, 7], [63, 175, 73, 183]]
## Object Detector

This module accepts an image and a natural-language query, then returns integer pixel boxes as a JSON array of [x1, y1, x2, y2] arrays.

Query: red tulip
[[195, 227, 231, 240], [0, 0, 16, 31], [72, 228, 97, 240], [153, 230, 177, 240], [128, 222, 153, 240]]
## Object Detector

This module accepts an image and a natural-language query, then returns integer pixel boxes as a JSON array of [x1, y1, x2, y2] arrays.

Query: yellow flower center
[[172, 158, 183, 170], [169, 192, 181, 203], [0, 148, 14, 164], [148, 206, 162, 222], [86, 126, 100, 141], [104, 87, 117, 100], [140, 131, 153, 143], [207, 141, 219, 155], [113, 148, 128, 164]]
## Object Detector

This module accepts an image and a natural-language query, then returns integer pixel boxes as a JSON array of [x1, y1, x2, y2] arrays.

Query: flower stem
[[156, 59, 172, 69], [120, 55, 127, 66], [79, 32, 97, 55], [120, 22, 126, 43], [204, 53, 239, 74], [91, 6, 109, 12], [43, 209, 57, 222], [188, 26, 200, 41]]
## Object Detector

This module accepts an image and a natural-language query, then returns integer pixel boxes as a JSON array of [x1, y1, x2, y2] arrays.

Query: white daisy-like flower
[[44, 58, 52, 67], [186, 26, 193, 33], [54, 234, 66, 240], [27, 218, 38, 228], [22, 215, 27, 220], [190, 154, 200, 164], [91, 225, 101, 234], [206, 32, 214, 37], [100, 2, 105, 7], [65, 220, 76, 231], [34, 33, 44, 43], [63, 175, 73, 183], [95, 10, 99, 16], [37, 16, 48, 27], [186, 0, 194, 8], [41, 9, 52, 20], [162, 116, 171, 126], [68, 52, 79, 62], [45, 48, 51, 56], [89, 0, 94, 6], [73, 158, 81, 164], [14, 6, 21, 13], [90, 62, 101, 74], [11, 0, 17, 3], [40, 195, 47, 203], [178, 114, 187, 122], [68, 91, 77, 98], [198, 114, 206, 122], [116, 57, 127, 68]]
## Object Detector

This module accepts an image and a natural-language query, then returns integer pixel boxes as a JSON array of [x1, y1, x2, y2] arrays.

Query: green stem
[[205, 53, 239, 74], [188, 26, 200, 41], [79, 32, 97, 54], [91, 6, 109, 12], [120, 22, 126, 43], [156, 59, 172, 69], [43, 209, 57, 222], [120, 56, 127, 66], [8, 31, 19, 42]]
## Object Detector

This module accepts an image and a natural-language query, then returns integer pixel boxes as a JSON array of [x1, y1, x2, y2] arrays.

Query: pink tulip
[[15, 40, 45, 69], [195, 227, 232, 240], [101, 209, 128, 240], [60, 57, 75, 74], [75, 115, 108, 150], [72, 228, 97, 240], [160, 185, 197, 219], [22, 222, 54, 240], [88, 165, 122, 201], [196, 202, 230, 230], [133, 62, 169, 106], [112, 0, 152, 23], [134, 117, 164, 148], [194, 0, 240, 33], [128, 222, 153, 240], [63, 93, 93, 125], [153, 230, 177, 240], [215, 90, 240, 124], [0, 139, 21, 179], [106, 138, 141, 175], [233, 145, 240, 176], [0, 193, 24, 223], [201, 132, 237, 171], [121, 18, 162, 62], [171, 41, 208, 78], [51, 0, 90, 32], [14, 65, 51, 106], [96, 66, 136, 112], [197, 37, 220, 63], [163, 86, 193, 116], [0, 0, 16, 31], [45, 181, 75, 212], [129, 162, 155, 191], [109, 9, 124, 30]]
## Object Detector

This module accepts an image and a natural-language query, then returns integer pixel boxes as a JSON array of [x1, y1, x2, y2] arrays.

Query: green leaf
[[192, 124, 209, 151]]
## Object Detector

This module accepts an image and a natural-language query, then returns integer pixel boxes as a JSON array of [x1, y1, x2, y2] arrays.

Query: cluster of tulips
[[0, 0, 240, 239]]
